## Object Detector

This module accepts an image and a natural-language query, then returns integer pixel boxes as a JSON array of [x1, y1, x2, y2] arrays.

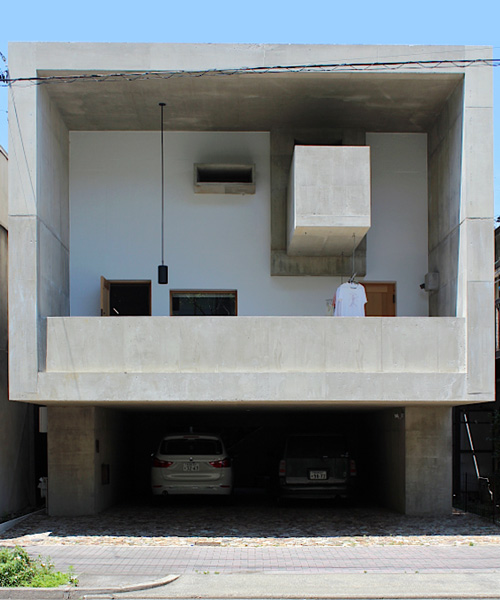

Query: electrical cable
[[160, 102, 165, 267], [1, 57, 499, 88], [8, 86, 35, 203]]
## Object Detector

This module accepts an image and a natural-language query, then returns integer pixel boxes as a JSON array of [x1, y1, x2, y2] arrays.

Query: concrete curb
[[0, 574, 180, 599], [112, 572, 500, 600], [0, 509, 46, 535], [104, 588, 500, 599]]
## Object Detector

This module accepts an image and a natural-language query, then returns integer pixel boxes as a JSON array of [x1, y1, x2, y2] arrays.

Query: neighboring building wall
[[495, 227, 500, 300], [0, 147, 7, 228], [69, 131, 429, 317], [0, 146, 34, 516]]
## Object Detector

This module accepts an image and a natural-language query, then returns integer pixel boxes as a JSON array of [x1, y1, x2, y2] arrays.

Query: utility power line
[[1, 57, 499, 87]]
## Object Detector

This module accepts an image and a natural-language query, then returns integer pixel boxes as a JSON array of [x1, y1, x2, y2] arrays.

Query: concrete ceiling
[[44, 70, 462, 133]]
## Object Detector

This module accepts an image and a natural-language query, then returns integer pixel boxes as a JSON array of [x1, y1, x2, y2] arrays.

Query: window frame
[[100, 277, 152, 316], [169, 290, 238, 316]]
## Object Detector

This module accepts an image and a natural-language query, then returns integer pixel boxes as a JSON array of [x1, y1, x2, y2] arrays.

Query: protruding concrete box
[[287, 146, 371, 256]]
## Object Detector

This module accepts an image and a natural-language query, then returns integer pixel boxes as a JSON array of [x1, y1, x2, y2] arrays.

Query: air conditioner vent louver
[[194, 163, 255, 194]]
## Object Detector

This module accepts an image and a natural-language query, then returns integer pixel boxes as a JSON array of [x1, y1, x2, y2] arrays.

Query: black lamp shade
[[158, 265, 168, 284]]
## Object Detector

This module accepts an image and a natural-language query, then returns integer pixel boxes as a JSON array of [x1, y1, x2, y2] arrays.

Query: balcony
[[37, 316, 467, 406]]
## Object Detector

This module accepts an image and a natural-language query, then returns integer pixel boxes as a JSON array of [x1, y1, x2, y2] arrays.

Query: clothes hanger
[[348, 234, 357, 285]]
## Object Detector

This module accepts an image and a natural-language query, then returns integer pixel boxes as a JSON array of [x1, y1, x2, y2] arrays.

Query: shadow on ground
[[1, 494, 499, 545]]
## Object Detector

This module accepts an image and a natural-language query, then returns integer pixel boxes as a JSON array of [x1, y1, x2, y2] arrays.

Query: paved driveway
[[1, 498, 499, 548]]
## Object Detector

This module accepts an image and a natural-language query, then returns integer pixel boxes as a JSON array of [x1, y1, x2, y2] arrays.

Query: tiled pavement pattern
[[1, 503, 499, 588], [19, 544, 500, 574], [2, 502, 500, 548]]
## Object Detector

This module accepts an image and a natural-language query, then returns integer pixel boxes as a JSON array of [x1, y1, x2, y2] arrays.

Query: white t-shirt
[[334, 282, 367, 317]]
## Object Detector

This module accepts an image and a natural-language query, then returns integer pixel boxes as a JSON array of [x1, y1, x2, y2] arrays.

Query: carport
[[44, 403, 449, 516]]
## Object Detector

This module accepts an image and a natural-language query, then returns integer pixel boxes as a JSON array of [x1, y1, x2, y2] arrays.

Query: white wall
[[70, 131, 428, 317], [366, 133, 429, 317], [70, 131, 339, 316]]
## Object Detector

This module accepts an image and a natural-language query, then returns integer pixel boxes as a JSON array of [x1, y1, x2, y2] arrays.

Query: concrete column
[[405, 406, 452, 515], [371, 409, 406, 513], [47, 407, 97, 515], [47, 406, 127, 515], [94, 408, 128, 513]]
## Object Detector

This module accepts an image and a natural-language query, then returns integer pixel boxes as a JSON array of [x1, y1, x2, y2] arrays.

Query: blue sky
[[0, 0, 499, 213]]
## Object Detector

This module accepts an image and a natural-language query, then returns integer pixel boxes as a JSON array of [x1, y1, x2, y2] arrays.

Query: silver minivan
[[151, 433, 233, 497], [279, 434, 356, 499]]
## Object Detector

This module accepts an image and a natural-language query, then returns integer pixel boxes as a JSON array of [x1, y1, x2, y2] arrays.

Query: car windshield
[[160, 438, 223, 455], [286, 436, 346, 458]]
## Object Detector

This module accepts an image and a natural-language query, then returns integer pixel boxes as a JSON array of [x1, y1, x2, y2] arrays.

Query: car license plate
[[309, 470, 327, 480], [183, 463, 200, 472]]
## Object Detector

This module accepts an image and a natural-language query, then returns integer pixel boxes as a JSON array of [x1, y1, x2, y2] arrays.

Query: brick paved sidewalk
[[24, 544, 500, 575]]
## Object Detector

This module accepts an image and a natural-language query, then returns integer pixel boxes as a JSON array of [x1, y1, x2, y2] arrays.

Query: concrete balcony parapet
[[45, 316, 465, 375], [20, 315, 471, 407]]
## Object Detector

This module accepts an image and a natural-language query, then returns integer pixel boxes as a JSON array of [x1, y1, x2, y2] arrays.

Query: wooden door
[[364, 282, 396, 316]]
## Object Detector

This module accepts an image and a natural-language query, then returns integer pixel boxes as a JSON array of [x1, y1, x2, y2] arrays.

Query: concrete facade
[[6, 43, 495, 516], [0, 146, 35, 516]]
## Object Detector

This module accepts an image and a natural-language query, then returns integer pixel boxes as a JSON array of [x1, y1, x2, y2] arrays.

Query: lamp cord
[[160, 102, 165, 266]]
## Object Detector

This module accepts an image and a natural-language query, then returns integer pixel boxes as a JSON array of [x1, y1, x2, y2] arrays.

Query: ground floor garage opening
[[44, 404, 452, 517], [128, 407, 372, 504]]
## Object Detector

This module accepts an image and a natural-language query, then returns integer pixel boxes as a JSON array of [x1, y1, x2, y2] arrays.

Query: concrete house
[[7, 43, 494, 516]]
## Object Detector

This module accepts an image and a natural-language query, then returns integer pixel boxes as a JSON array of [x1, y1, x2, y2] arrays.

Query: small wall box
[[194, 164, 255, 194]]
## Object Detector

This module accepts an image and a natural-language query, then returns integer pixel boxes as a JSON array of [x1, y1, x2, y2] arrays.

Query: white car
[[151, 433, 233, 497]]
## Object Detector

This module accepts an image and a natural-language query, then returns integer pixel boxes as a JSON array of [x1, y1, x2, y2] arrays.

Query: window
[[286, 435, 347, 459], [160, 438, 223, 455], [170, 291, 237, 316], [100, 277, 152, 316]]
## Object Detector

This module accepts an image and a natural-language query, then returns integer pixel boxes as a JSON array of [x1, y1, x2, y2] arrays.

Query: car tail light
[[279, 460, 286, 476], [209, 458, 231, 468], [152, 458, 173, 468], [350, 459, 357, 477]]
